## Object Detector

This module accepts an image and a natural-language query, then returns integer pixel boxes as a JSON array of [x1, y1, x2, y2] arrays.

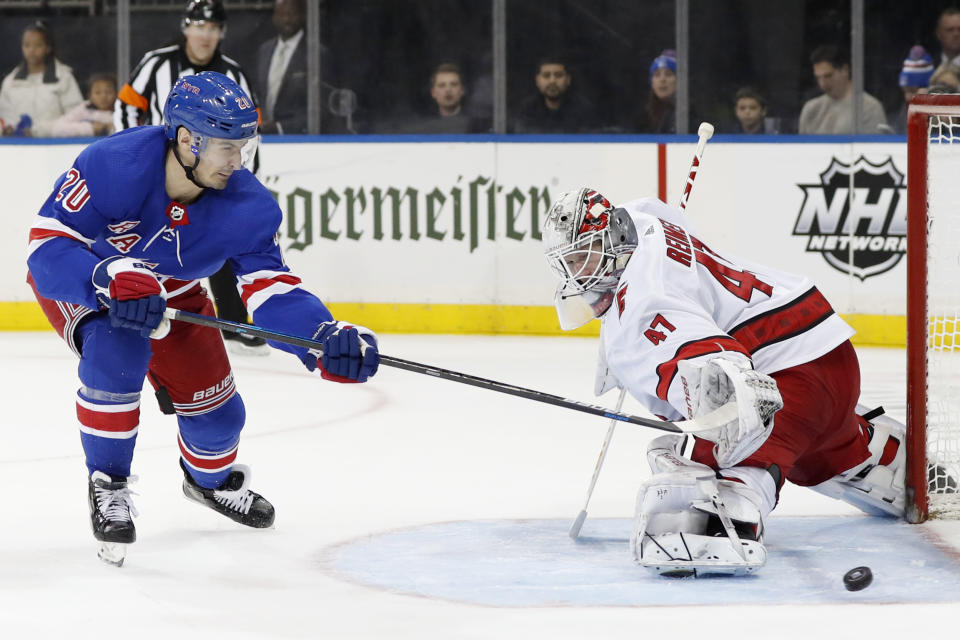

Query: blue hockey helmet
[[164, 72, 258, 185], [163, 71, 257, 143]]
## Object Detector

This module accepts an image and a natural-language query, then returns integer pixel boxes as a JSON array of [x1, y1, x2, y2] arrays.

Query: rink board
[[2, 138, 908, 343], [321, 516, 960, 607]]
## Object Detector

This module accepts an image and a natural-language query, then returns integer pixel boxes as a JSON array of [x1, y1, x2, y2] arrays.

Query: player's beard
[[543, 85, 564, 99]]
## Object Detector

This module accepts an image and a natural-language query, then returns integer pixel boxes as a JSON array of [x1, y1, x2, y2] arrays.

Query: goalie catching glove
[[92, 256, 169, 339], [303, 321, 380, 383], [677, 355, 782, 467]]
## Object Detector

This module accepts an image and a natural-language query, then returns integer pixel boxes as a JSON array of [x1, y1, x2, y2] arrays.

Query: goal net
[[906, 94, 960, 522]]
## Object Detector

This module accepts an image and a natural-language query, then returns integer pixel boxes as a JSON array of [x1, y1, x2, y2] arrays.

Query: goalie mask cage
[[906, 94, 960, 523]]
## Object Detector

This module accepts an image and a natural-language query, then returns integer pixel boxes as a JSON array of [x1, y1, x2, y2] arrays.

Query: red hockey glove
[[92, 256, 169, 339]]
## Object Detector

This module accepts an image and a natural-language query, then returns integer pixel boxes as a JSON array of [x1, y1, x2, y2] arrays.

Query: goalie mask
[[542, 188, 638, 329]]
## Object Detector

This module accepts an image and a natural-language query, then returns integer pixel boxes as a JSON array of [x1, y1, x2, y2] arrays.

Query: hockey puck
[[843, 566, 873, 591]]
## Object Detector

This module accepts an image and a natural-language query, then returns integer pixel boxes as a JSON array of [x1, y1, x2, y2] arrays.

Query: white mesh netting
[[923, 115, 960, 518]]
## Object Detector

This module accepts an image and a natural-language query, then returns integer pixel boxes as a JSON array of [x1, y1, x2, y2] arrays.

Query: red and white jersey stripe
[[76, 393, 139, 440], [172, 373, 236, 417], [178, 433, 238, 474], [237, 269, 303, 315], [28, 215, 94, 259]]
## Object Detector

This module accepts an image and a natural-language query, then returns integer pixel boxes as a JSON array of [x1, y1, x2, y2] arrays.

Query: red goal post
[[906, 94, 960, 523]]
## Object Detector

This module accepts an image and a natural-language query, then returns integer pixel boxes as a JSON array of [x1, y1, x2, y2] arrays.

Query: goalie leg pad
[[631, 435, 767, 577], [810, 404, 905, 517]]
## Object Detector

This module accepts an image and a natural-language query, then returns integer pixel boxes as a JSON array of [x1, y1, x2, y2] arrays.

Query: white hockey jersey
[[601, 197, 854, 421]]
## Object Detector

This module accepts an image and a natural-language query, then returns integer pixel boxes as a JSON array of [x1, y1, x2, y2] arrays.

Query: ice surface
[[324, 517, 960, 606], [0, 332, 957, 639]]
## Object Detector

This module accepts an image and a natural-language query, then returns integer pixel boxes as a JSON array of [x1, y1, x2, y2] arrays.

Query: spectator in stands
[[0, 21, 83, 137], [929, 64, 960, 93], [732, 87, 778, 134], [888, 46, 935, 135], [257, 0, 306, 134], [513, 56, 596, 133], [50, 73, 117, 138], [935, 8, 960, 74], [114, 0, 265, 355], [798, 45, 888, 135], [256, 0, 358, 134], [637, 49, 677, 134], [401, 63, 486, 134]]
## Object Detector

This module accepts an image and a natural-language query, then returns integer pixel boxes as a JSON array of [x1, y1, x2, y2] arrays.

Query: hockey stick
[[677, 122, 715, 211], [162, 307, 736, 434], [570, 123, 717, 539], [568, 386, 626, 540]]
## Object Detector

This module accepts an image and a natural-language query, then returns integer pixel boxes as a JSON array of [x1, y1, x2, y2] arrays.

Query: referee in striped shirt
[[114, 0, 267, 355]]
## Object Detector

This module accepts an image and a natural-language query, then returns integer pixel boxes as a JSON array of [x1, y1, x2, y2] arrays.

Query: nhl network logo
[[792, 155, 906, 280]]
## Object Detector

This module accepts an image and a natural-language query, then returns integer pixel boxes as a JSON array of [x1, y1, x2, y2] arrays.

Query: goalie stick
[[569, 121, 716, 540], [162, 307, 736, 435], [568, 387, 626, 540], [678, 122, 714, 211]]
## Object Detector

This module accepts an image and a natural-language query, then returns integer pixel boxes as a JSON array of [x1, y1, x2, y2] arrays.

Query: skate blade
[[97, 542, 128, 567], [643, 561, 762, 578]]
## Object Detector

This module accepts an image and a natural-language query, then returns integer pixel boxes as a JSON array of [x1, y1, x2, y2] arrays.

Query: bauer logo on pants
[[792, 156, 906, 280]]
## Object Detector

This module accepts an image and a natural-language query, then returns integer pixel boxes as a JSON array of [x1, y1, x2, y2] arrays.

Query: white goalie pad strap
[[690, 479, 765, 541], [719, 466, 778, 518], [635, 533, 766, 577], [645, 434, 710, 475], [631, 443, 767, 576], [677, 355, 783, 468]]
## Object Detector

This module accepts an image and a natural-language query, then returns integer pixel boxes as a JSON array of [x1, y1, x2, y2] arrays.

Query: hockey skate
[[88, 471, 138, 567], [222, 331, 269, 357], [811, 406, 906, 517], [631, 435, 767, 577], [180, 460, 275, 528]]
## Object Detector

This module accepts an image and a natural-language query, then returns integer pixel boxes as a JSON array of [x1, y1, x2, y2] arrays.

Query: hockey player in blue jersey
[[26, 71, 380, 566]]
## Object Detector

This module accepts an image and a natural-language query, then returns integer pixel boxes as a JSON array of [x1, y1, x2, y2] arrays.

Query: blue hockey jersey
[[27, 126, 333, 360]]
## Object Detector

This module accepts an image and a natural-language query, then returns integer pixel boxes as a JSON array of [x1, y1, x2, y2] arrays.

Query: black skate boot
[[180, 459, 275, 528], [222, 331, 269, 357], [88, 471, 138, 567]]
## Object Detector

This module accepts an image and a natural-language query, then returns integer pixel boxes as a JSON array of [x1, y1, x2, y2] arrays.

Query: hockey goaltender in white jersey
[[542, 188, 908, 577]]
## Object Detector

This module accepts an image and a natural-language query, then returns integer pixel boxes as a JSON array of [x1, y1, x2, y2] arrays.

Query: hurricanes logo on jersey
[[793, 156, 906, 280]]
